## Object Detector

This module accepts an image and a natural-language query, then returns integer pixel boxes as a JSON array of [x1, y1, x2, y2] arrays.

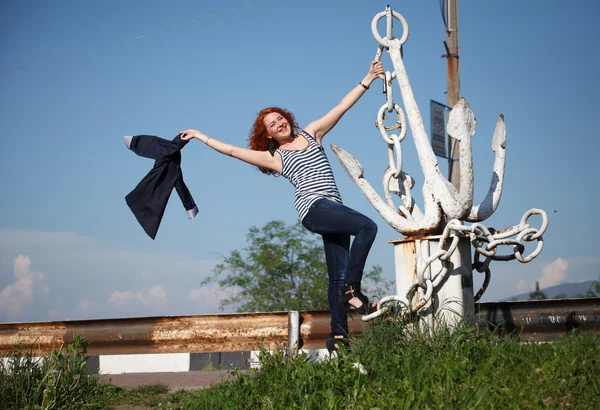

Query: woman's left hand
[[368, 61, 385, 80]]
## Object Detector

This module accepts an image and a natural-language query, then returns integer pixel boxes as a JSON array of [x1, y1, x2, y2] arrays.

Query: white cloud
[[0, 229, 223, 322], [514, 280, 528, 291], [537, 258, 568, 289], [0, 255, 49, 320], [74, 286, 168, 320], [77, 298, 94, 314], [108, 285, 167, 306], [188, 285, 237, 310]]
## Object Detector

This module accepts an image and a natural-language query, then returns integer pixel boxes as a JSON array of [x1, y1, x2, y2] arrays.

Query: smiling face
[[263, 112, 292, 140], [248, 107, 299, 174]]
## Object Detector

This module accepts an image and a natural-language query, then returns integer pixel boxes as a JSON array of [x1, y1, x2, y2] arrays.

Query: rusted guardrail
[[476, 297, 600, 342], [0, 298, 598, 356]]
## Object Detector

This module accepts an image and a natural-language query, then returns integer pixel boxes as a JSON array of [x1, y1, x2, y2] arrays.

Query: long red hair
[[248, 107, 299, 175]]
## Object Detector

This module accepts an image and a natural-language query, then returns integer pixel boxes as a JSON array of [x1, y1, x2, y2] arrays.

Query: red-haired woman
[[181, 61, 384, 352]]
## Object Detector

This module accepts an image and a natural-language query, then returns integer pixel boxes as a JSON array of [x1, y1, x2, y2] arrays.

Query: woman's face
[[264, 112, 291, 140]]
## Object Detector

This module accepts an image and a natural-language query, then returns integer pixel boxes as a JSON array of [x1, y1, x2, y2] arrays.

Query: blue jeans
[[302, 198, 378, 336]]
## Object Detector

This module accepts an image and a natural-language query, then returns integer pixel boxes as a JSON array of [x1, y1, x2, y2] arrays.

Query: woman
[[180, 61, 384, 352]]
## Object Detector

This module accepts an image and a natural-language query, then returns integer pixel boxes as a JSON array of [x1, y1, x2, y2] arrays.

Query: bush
[[0, 333, 110, 410]]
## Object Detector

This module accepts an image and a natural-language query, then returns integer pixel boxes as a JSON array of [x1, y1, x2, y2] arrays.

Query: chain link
[[362, 209, 548, 322], [383, 170, 414, 219], [373, 13, 408, 214]]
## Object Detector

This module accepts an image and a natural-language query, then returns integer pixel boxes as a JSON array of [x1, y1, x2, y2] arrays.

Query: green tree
[[586, 275, 600, 297], [202, 220, 391, 312], [528, 281, 547, 300]]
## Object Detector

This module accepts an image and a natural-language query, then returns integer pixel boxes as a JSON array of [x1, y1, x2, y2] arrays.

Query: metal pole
[[446, 0, 461, 189], [393, 235, 474, 330], [287, 311, 300, 355]]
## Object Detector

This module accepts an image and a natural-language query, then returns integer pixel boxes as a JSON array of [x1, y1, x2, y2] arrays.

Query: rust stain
[[494, 224, 521, 236], [149, 313, 289, 353]]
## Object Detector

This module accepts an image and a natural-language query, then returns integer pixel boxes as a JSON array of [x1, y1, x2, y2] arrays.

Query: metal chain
[[372, 7, 410, 216], [472, 251, 491, 302], [362, 208, 548, 321]]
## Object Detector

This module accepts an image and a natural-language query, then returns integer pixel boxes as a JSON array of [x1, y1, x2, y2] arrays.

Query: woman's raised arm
[[180, 129, 282, 173], [304, 61, 384, 143]]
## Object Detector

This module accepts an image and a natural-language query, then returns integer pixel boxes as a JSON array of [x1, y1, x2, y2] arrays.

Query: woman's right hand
[[180, 129, 206, 142]]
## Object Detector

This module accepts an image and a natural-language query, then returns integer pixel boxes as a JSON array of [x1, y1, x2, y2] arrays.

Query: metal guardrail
[[0, 311, 345, 356], [0, 298, 598, 356], [476, 297, 600, 342]]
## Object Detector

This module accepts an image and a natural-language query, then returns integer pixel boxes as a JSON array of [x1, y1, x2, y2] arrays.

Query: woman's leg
[[322, 232, 350, 337], [303, 200, 351, 336], [302, 199, 378, 284], [303, 198, 378, 326]]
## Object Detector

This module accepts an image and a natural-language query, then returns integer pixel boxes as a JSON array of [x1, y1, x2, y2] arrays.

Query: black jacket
[[124, 134, 197, 239]]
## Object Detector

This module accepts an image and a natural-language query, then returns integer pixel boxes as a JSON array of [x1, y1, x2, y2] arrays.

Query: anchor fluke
[[331, 144, 364, 182]]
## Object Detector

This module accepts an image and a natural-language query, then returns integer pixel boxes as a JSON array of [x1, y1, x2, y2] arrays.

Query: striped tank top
[[277, 130, 343, 221]]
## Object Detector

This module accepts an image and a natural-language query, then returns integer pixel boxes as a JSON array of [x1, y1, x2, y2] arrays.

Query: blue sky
[[1, 0, 599, 323]]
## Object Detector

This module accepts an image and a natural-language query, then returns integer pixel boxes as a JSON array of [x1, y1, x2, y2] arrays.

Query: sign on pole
[[430, 100, 450, 158]]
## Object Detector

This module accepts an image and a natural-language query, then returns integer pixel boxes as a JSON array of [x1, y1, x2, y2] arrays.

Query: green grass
[[0, 334, 114, 410], [2, 318, 599, 410], [0, 334, 189, 410], [104, 383, 194, 409], [184, 315, 600, 410]]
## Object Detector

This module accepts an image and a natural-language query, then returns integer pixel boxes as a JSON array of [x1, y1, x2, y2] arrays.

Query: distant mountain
[[503, 280, 597, 301]]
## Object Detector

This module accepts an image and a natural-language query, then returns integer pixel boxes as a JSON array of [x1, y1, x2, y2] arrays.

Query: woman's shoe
[[339, 282, 371, 315], [326, 333, 349, 354]]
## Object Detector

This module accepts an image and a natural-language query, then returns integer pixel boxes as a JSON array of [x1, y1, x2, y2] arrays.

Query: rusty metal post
[[392, 235, 474, 328], [446, 0, 461, 189]]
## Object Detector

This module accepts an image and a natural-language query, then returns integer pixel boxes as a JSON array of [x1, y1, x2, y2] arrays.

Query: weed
[[187, 312, 600, 409], [0, 334, 112, 410]]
